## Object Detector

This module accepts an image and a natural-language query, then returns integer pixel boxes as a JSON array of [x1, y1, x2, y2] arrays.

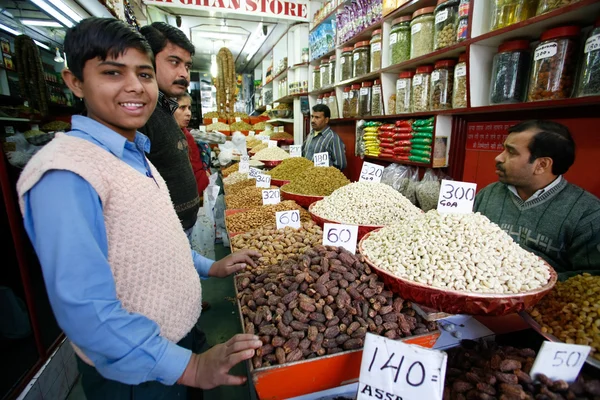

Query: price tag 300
[[322, 223, 358, 254], [248, 167, 261, 179], [313, 152, 329, 167], [262, 189, 280, 205], [529, 341, 591, 383], [359, 161, 384, 183], [289, 145, 302, 157], [358, 333, 447, 400], [276, 210, 301, 230], [255, 173, 271, 188], [437, 179, 477, 214]]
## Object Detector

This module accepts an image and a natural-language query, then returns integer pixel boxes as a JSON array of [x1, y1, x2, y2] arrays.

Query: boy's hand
[[208, 249, 261, 278], [177, 334, 261, 389]]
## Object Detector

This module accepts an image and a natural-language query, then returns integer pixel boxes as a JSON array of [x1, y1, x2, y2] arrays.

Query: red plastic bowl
[[260, 160, 284, 169], [271, 178, 291, 187], [275, 138, 294, 145], [280, 186, 324, 208], [308, 202, 383, 241]]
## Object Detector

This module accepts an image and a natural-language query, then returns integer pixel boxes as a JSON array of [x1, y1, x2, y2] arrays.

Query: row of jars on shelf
[[277, 79, 310, 98], [490, 0, 582, 32]]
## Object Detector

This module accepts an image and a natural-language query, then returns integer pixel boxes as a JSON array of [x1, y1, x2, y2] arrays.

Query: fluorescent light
[[245, 22, 265, 62], [48, 0, 83, 22], [34, 40, 51, 50], [0, 23, 20, 36], [21, 19, 63, 27], [31, 0, 74, 27]]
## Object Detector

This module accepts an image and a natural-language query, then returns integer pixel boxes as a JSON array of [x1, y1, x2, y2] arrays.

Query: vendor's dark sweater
[[474, 179, 600, 275], [139, 92, 199, 230]]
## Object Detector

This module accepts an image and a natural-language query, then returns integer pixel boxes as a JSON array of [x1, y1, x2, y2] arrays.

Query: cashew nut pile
[[223, 171, 249, 186], [311, 182, 421, 226], [361, 211, 551, 294], [252, 147, 291, 161]]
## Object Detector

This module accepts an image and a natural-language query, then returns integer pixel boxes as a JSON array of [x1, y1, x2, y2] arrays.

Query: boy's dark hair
[[312, 104, 331, 119], [140, 22, 195, 56], [509, 120, 576, 175], [64, 18, 154, 81]]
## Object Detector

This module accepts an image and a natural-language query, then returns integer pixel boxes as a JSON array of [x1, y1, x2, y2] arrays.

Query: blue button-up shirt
[[22, 116, 213, 385]]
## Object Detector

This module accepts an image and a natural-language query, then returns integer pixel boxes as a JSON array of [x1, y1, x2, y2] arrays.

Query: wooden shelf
[[274, 93, 309, 104], [310, 48, 336, 65], [310, 1, 346, 34], [289, 62, 310, 70], [381, 42, 468, 74], [337, 21, 382, 49], [0, 116, 32, 122], [267, 118, 294, 124], [308, 86, 336, 96], [336, 70, 383, 88], [364, 155, 433, 168]]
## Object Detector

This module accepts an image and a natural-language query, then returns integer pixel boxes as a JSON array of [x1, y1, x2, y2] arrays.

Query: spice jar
[[576, 17, 600, 97], [489, 39, 531, 104], [536, 0, 575, 15], [430, 59, 456, 110], [323, 92, 331, 109], [329, 55, 336, 85], [329, 91, 339, 118], [349, 84, 361, 117], [410, 7, 435, 59], [313, 65, 321, 90], [457, 0, 470, 42], [370, 29, 382, 72], [317, 94, 324, 105], [528, 26, 579, 102], [491, 0, 538, 31], [434, 0, 458, 51], [390, 16, 411, 66], [452, 53, 468, 108], [372, 79, 383, 116], [412, 65, 433, 111], [342, 87, 351, 117], [353, 41, 370, 77], [396, 70, 415, 113], [359, 81, 373, 116], [340, 47, 354, 81], [320, 59, 330, 87]]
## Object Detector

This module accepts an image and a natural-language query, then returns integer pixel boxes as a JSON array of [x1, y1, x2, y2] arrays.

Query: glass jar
[[313, 66, 321, 90], [302, 48, 309, 63], [412, 65, 433, 112], [452, 53, 468, 108], [372, 79, 383, 116], [329, 55, 336, 85], [576, 17, 600, 97], [491, 0, 538, 31], [434, 0, 459, 51], [320, 59, 330, 87], [317, 94, 324, 105], [353, 41, 370, 77], [396, 70, 415, 113], [489, 39, 531, 104], [390, 16, 412, 66], [457, 0, 470, 42], [329, 91, 339, 118], [528, 26, 579, 102], [349, 84, 361, 118], [536, 0, 575, 15], [359, 81, 373, 117], [410, 7, 435, 59], [370, 29, 382, 72], [323, 92, 331, 110], [430, 59, 456, 110], [342, 87, 351, 118], [340, 47, 354, 81]]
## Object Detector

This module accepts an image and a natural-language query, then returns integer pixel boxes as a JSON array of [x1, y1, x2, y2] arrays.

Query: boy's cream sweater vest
[[17, 133, 202, 364]]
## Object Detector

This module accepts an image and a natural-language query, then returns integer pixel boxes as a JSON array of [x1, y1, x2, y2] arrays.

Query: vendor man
[[474, 120, 600, 275], [302, 104, 347, 170]]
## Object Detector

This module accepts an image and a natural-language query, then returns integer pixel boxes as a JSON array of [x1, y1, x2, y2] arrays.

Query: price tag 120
[[268, 140, 278, 148], [248, 167, 261, 179], [437, 179, 477, 214], [529, 341, 591, 383], [276, 210, 301, 230], [359, 161, 384, 183], [262, 189, 280, 205], [322, 223, 358, 254], [358, 333, 447, 400], [313, 152, 329, 167], [289, 145, 302, 157], [255, 173, 271, 188]]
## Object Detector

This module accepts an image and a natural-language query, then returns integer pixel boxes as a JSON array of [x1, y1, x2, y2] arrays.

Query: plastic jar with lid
[[528, 25, 580, 102], [371, 79, 383, 116], [390, 16, 411, 66], [342, 87, 352, 117], [313, 66, 321, 90], [359, 81, 373, 117], [434, 0, 459, 51], [576, 17, 600, 97], [536, 0, 575, 16], [340, 47, 354, 81], [410, 7, 435, 59], [489, 39, 531, 104], [456, 0, 470, 42], [353, 41, 370, 77], [329, 91, 339, 118], [395, 70, 415, 113], [452, 53, 468, 108], [491, 0, 538, 31], [430, 59, 456, 110], [349, 84, 361, 117], [412, 65, 433, 112], [329, 55, 336, 85], [320, 59, 330, 87], [370, 29, 382, 72]]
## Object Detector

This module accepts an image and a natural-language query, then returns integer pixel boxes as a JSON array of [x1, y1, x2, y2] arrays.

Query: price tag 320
[[262, 189, 280, 205], [359, 161, 384, 183], [289, 145, 302, 157], [529, 341, 591, 383], [255, 173, 271, 188], [437, 179, 477, 214], [322, 223, 358, 254], [248, 167, 261, 179], [313, 152, 329, 167], [358, 333, 447, 400], [276, 210, 301, 230]]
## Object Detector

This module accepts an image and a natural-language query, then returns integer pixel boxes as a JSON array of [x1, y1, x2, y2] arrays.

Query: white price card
[[358, 333, 447, 400], [235, 117, 242, 122], [359, 161, 384, 183], [248, 167, 262, 179], [268, 140, 278, 148], [266, 104, 272, 111], [239, 155, 250, 173], [313, 152, 330, 167], [322, 223, 358, 254], [437, 179, 477, 214], [255, 173, 272, 188], [212, 118, 218, 124], [276, 210, 301, 230], [529, 341, 591, 383], [255, 135, 269, 141], [289, 145, 302, 157], [262, 189, 280, 205], [5, 126, 14, 134]]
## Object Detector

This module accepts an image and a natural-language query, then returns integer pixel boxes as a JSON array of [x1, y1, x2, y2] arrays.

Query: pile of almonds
[[226, 201, 311, 233]]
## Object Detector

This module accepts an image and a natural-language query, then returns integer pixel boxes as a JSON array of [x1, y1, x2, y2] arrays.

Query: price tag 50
[[529, 342, 591, 383], [276, 210, 301, 230], [262, 189, 280, 205], [359, 161, 384, 183], [313, 152, 330, 167], [322, 223, 358, 254], [255, 173, 271, 188], [437, 179, 477, 214]]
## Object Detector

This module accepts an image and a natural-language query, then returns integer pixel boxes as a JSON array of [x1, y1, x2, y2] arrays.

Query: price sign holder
[[255, 173, 272, 188], [529, 341, 591, 383], [313, 152, 330, 167], [358, 333, 447, 400], [256, 135, 269, 141], [239, 155, 250, 173], [322, 223, 358, 254], [268, 140, 278, 148], [359, 161, 384, 183], [262, 189, 281, 205], [276, 210, 301, 230], [289, 145, 302, 157], [248, 167, 261, 179], [437, 179, 477, 214]]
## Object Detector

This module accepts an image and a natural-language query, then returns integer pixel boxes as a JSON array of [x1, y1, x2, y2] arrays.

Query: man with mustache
[[303, 104, 346, 170], [474, 120, 600, 277]]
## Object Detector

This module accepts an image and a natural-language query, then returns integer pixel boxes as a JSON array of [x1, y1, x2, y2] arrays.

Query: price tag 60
[[437, 179, 477, 214], [255, 173, 271, 188], [248, 167, 261, 179], [529, 342, 591, 383], [239, 156, 250, 173], [313, 152, 329, 167], [289, 145, 302, 157], [276, 210, 301, 230], [262, 189, 280, 205], [322, 223, 358, 254], [358, 333, 447, 400], [359, 161, 384, 183], [268, 140, 278, 148]]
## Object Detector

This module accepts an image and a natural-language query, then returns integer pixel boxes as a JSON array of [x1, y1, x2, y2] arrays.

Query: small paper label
[[212, 118, 218, 123], [431, 71, 440, 82], [390, 33, 398, 45], [5, 126, 14, 134], [373, 86, 381, 94], [360, 87, 369, 95], [239, 155, 250, 173], [276, 210, 301, 230], [354, 53, 360, 61], [255, 173, 272, 188], [313, 152, 329, 167], [584, 34, 600, 53], [248, 167, 262, 179], [411, 23, 422, 35], [255, 135, 269, 141], [371, 42, 381, 52], [397, 80, 407, 90], [341, 57, 346, 64], [349, 91, 355, 99], [437, 179, 477, 214], [31, 124, 39, 130], [359, 161, 384, 183], [249, 131, 255, 136], [413, 75, 423, 86], [262, 189, 281, 205], [322, 223, 359, 254], [266, 104, 272, 111], [455, 65, 467, 77], [289, 145, 302, 157], [534, 42, 558, 61], [435, 9, 448, 24], [343, 92, 349, 99], [268, 140, 278, 148], [529, 342, 591, 383]]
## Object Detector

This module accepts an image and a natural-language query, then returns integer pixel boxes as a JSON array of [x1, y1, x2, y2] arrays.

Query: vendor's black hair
[[175, 92, 192, 102], [140, 22, 195, 56], [312, 104, 331, 119], [509, 120, 575, 175], [64, 18, 154, 81]]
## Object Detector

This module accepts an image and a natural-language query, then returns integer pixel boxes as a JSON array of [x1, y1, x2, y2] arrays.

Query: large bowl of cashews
[[358, 211, 558, 316]]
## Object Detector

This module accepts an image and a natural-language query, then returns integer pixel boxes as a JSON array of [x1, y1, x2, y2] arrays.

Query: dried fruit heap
[[15, 35, 49, 115], [216, 47, 237, 115]]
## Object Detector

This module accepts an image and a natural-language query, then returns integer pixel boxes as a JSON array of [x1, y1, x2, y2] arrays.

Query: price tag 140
[[268, 140, 278, 148], [529, 341, 591, 383], [262, 189, 280, 205], [276, 210, 301, 230], [255, 173, 271, 188], [248, 167, 261, 179], [437, 179, 477, 214], [358, 333, 447, 400], [313, 152, 329, 167], [359, 161, 384, 183], [239, 155, 250, 173], [322, 223, 358, 254], [289, 145, 302, 157]]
